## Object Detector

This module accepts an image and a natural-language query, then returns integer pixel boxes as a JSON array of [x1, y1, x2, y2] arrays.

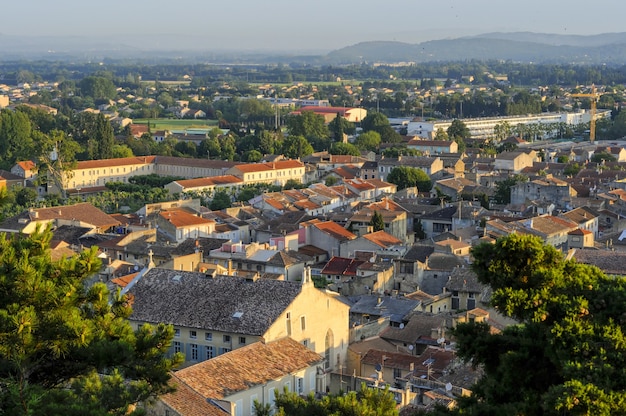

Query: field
[[133, 118, 219, 131]]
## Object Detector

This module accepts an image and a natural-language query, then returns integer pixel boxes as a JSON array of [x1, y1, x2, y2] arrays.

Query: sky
[[3, 0, 626, 52]]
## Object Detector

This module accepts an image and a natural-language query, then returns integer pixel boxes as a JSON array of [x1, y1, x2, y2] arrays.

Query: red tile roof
[[363, 230, 403, 248], [232, 159, 304, 173], [75, 156, 156, 170], [31, 203, 120, 229], [160, 209, 215, 228], [175, 338, 323, 399], [313, 221, 357, 241], [174, 175, 243, 189]]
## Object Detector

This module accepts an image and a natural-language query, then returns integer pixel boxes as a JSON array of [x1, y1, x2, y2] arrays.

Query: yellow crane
[[571, 85, 602, 143]]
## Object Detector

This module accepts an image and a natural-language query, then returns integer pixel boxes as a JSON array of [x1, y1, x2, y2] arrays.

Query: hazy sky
[[4, 0, 626, 52]]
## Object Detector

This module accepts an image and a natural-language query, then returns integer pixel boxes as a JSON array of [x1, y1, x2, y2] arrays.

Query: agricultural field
[[132, 118, 219, 131]]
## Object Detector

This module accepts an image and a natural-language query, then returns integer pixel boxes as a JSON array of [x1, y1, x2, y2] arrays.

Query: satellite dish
[[399, 323, 405, 329], [134, 265, 139, 271], [374, 363, 382, 372], [408, 345, 414, 351], [445, 383, 453, 392], [437, 337, 445, 345]]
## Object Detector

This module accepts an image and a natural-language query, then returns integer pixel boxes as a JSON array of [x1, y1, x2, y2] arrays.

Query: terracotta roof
[[111, 273, 139, 288], [30, 203, 120, 229], [313, 221, 357, 241], [175, 338, 323, 399], [16, 160, 36, 170], [160, 373, 228, 416], [173, 175, 243, 189], [363, 230, 402, 248], [160, 209, 215, 228], [321, 256, 365, 275], [75, 156, 156, 170], [232, 160, 304, 173]]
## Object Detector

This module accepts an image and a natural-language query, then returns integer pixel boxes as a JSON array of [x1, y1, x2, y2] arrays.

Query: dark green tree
[[0, 226, 183, 415], [493, 174, 527, 204], [369, 211, 385, 232], [210, 190, 232, 210], [449, 234, 626, 415], [286, 111, 329, 142], [281, 135, 314, 159], [387, 166, 432, 192], [353, 131, 381, 152], [78, 76, 117, 101], [329, 142, 360, 156], [361, 113, 401, 143], [447, 119, 469, 153]]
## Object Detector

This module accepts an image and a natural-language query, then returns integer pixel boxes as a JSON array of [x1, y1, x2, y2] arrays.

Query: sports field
[[133, 118, 219, 131]]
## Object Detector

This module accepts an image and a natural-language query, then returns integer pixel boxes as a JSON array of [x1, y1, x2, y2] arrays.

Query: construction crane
[[571, 85, 602, 143]]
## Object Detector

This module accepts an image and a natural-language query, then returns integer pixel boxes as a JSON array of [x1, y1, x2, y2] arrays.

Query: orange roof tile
[[233, 160, 304, 173], [174, 175, 242, 189], [160, 209, 215, 228], [75, 156, 156, 170], [314, 221, 357, 241], [175, 338, 323, 399], [363, 230, 402, 248]]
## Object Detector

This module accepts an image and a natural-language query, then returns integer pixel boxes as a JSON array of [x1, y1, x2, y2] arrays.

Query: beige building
[[127, 267, 350, 374], [225, 160, 306, 186], [151, 338, 323, 416]]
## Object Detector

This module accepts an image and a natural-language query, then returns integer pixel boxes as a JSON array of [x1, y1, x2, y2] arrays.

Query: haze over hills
[[3, 32, 626, 65]]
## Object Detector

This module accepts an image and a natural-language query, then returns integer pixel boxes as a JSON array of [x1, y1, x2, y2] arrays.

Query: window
[[286, 312, 292, 336], [189, 330, 197, 339], [205, 332, 213, 342], [468, 292, 475, 298], [250, 395, 258, 414], [393, 368, 402, 380], [297, 377, 304, 394], [219, 347, 231, 355], [301, 316, 306, 331], [173, 341, 181, 354], [223, 335, 231, 343], [206, 345, 215, 359], [174, 328, 180, 337], [191, 344, 198, 361], [239, 336, 246, 345]]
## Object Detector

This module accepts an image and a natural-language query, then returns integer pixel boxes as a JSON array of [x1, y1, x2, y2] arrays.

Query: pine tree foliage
[[444, 234, 626, 416], [0, 226, 183, 415]]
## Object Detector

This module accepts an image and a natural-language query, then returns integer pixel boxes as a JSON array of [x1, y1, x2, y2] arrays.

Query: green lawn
[[133, 118, 219, 131]]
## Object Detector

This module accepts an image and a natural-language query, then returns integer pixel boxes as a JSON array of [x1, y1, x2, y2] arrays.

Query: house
[[305, 220, 357, 257], [165, 175, 243, 197], [379, 312, 450, 355], [406, 139, 458, 155], [560, 206, 599, 237], [11, 160, 37, 180], [156, 338, 324, 416], [494, 150, 538, 173], [444, 268, 487, 311], [157, 209, 216, 243], [320, 256, 394, 296], [225, 160, 306, 187], [127, 267, 350, 372], [567, 228, 594, 249], [290, 106, 367, 123], [510, 176, 576, 209], [378, 156, 444, 181], [0, 202, 120, 235], [340, 230, 405, 258]]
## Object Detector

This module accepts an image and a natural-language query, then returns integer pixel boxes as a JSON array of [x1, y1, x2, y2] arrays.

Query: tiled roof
[[155, 156, 240, 169], [380, 313, 447, 344], [363, 230, 403, 248], [313, 221, 357, 241], [16, 160, 36, 170], [173, 175, 243, 189], [445, 268, 484, 293], [361, 349, 423, 371], [175, 338, 323, 399], [232, 160, 304, 173], [160, 373, 228, 416], [160, 209, 215, 228], [402, 245, 435, 263], [571, 248, 626, 276], [75, 156, 156, 170], [128, 269, 302, 335]]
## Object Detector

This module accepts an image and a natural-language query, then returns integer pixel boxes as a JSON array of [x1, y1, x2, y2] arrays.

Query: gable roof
[[160, 373, 228, 416], [313, 221, 357, 241], [175, 338, 323, 400], [160, 209, 215, 228], [128, 269, 302, 335], [363, 230, 403, 248]]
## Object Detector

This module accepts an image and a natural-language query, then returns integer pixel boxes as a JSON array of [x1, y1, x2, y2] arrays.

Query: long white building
[[407, 110, 611, 140]]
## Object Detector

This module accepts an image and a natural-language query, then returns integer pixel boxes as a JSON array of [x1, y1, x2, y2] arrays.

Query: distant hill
[[2, 32, 626, 65], [324, 32, 626, 65]]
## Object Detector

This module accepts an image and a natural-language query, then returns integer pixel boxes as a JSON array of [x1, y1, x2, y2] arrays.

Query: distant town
[[2, 60, 626, 415]]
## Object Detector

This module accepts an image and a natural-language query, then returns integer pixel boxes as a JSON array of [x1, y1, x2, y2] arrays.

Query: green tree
[[387, 166, 432, 192], [353, 131, 381, 152], [329, 142, 360, 156], [210, 190, 232, 210], [591, 151, 616, 164], [369, 211, 385, 232], [271, 383, 397, 416], [361, 113, 401, 143], [286, 111, 329, 142], [0, 109, 35, 169], [78, 76, 117, 101], [281, 135, 314, 159], [493, 174, 527, 204], [434, 127, 449, 141], [447, 119, 469, 153], [0, 226, 183, 415], [450, 234, 626, 415]]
